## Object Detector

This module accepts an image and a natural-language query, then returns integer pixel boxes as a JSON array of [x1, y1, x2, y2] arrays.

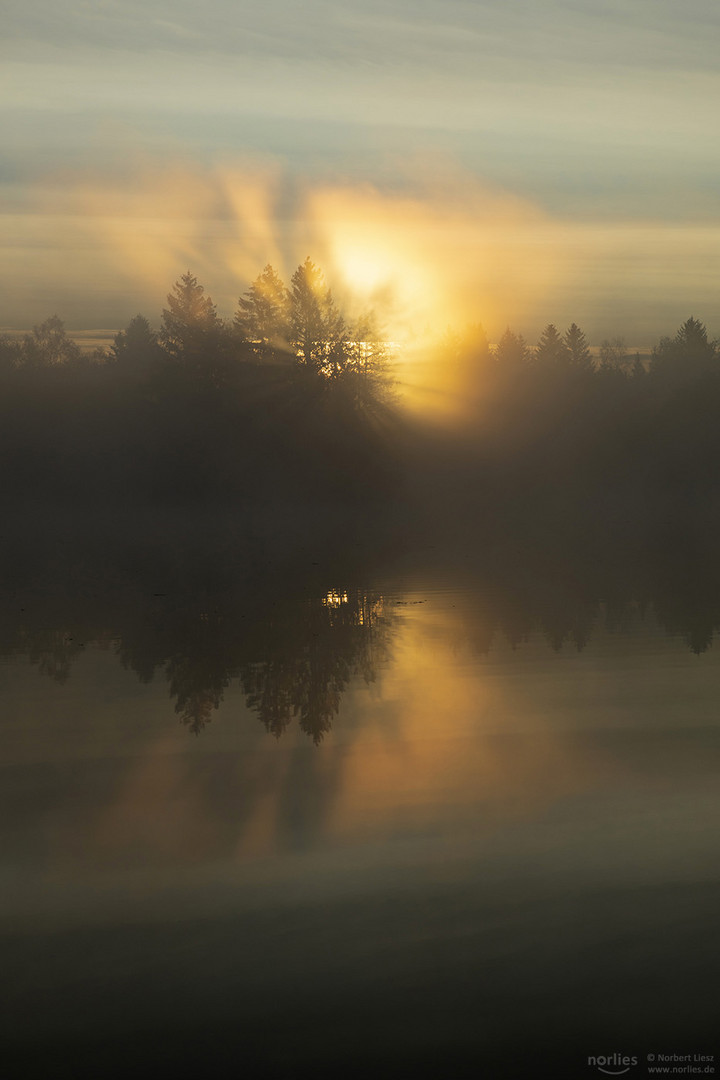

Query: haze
[[3, 0, 720, 343]]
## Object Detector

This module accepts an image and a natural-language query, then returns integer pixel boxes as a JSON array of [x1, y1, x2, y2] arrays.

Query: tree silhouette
[[290, 258, 346, 374], [111, 314, 163, 370], [535, 324, 570, 366], [563, 323, 592, 370], [161, 272, 224, 356], [20, 316, 82, 367], [495, 327, 530, 372], [650, 317, 717, 381], [234, 264, 292, 364]]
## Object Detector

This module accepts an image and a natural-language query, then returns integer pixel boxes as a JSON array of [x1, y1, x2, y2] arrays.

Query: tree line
[[1, 259, 392, 397], [3, 255, 717, 385], [443, 315, 717, 382], [0, 260, 400, 505], [1, 253, 719, 507]]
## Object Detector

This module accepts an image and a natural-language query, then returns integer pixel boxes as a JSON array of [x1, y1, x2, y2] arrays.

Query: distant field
[[1, 328, 654, 364], [0, 329, 119, 353]]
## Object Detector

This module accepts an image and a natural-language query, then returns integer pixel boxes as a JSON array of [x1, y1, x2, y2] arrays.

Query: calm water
[[1, 518, 718, 1078]]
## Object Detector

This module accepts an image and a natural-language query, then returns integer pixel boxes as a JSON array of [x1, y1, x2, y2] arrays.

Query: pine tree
[[563, 323, 592, 370], [290, 258, 345, 374], [495, 327, 530, 371], [160, 272, 222, 361], [535, 324, 570, 366], [650, 317, 717, 380], [234, 265, 291, 362], [111, 314, 162, 369]]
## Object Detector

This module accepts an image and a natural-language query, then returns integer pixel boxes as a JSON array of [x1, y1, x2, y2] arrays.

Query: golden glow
[[82, 597, 615, 870], [3, 157, 556, 353], [322, 590, 349, 608], [326, 597, 612, 839], [334, 246, 388, 295], [7, 155, 720, 420]]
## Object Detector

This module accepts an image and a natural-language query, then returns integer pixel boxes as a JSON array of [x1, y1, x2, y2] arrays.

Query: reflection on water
[[5, 508, 720, 744], [1, 511, 719, 1077], [239, 588, 390, 743]]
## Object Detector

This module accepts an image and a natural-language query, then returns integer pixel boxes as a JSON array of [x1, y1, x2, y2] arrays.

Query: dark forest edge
[[1, 260, 720, 510]]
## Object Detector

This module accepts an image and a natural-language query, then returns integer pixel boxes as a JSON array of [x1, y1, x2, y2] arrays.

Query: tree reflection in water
[[117, 579, 392, 739], [240, 590, 389, 742], [5, 504, 720, 740]]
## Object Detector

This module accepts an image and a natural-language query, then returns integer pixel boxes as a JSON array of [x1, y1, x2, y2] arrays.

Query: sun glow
[[5, 156, 567, 416], [335, 247, 388, 295]]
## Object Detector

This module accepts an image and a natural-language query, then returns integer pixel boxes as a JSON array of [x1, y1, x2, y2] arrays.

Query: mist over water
[[6, 0, 720, 1070], [1, 503, 719, 1078], [2, 269, 720, 1077]]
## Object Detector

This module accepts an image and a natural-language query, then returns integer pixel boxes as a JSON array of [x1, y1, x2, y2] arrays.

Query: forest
[[1, 257, 719, 511], [3, 259, 720, 739]]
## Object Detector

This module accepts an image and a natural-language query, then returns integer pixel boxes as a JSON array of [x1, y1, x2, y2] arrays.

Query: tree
[[650, 317, 717, 381], [20, 315, 82, 367], [234, 264, 291, 363], [160, 272, 232, 386], [437, 324, 494, 406], [290, 258, 345, 374], [495, 327, 530, 372], [325, 316, 395, 410], [110, 314, 162, 370], [563, 323, 592, 370], [535, 324, 570, 367], [160, 272, 224, 361]]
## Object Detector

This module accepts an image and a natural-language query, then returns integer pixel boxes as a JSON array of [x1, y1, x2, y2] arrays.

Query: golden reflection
[[326, 599, 615, 843], [15, 581, 719, 887], [322, 589, 349, 608], [45, 597, 621, 873]]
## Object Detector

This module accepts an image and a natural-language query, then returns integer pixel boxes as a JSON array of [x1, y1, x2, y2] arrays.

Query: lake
[[1, 508, 718, 1078]]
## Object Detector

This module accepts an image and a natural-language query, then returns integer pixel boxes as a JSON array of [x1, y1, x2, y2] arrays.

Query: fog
[[4, 159, 720, 342]]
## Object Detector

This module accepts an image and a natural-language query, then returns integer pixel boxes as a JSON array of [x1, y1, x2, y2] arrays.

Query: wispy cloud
[[3, 156, 719, 343]]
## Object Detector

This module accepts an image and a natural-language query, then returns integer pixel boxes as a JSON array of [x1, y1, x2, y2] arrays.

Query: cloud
[[0, 157, 558, 332], [5, 0, 720, 78], [2, 154, 720, 352]]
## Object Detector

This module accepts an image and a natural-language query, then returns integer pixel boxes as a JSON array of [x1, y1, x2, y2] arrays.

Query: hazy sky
[[3, 0, 720, 340]]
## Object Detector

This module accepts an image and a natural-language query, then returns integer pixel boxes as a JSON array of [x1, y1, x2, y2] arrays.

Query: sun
[[324, 227, 437, 344], [337, 247, 389, 295]]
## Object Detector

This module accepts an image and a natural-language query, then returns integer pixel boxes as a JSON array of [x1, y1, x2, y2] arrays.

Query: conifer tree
[[234, 265, 291, 362], [290, 258, 345, 374], [650, 317, 717, 379], [535, 324, 570, 366], [111, 315, 162, 369], [563, 323, 592, 370], [160, 272, 223, 361], [495, 327, 530, 370]]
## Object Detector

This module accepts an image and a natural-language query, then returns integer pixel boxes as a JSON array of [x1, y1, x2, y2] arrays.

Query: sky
[[3, 0, 720, 343]]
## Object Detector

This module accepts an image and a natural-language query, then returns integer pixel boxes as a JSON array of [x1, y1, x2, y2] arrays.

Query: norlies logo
[[588, 1052, 638, 1075]]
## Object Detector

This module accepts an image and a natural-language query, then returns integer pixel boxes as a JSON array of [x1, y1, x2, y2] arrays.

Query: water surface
[[1, 517, 718, 1077]]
